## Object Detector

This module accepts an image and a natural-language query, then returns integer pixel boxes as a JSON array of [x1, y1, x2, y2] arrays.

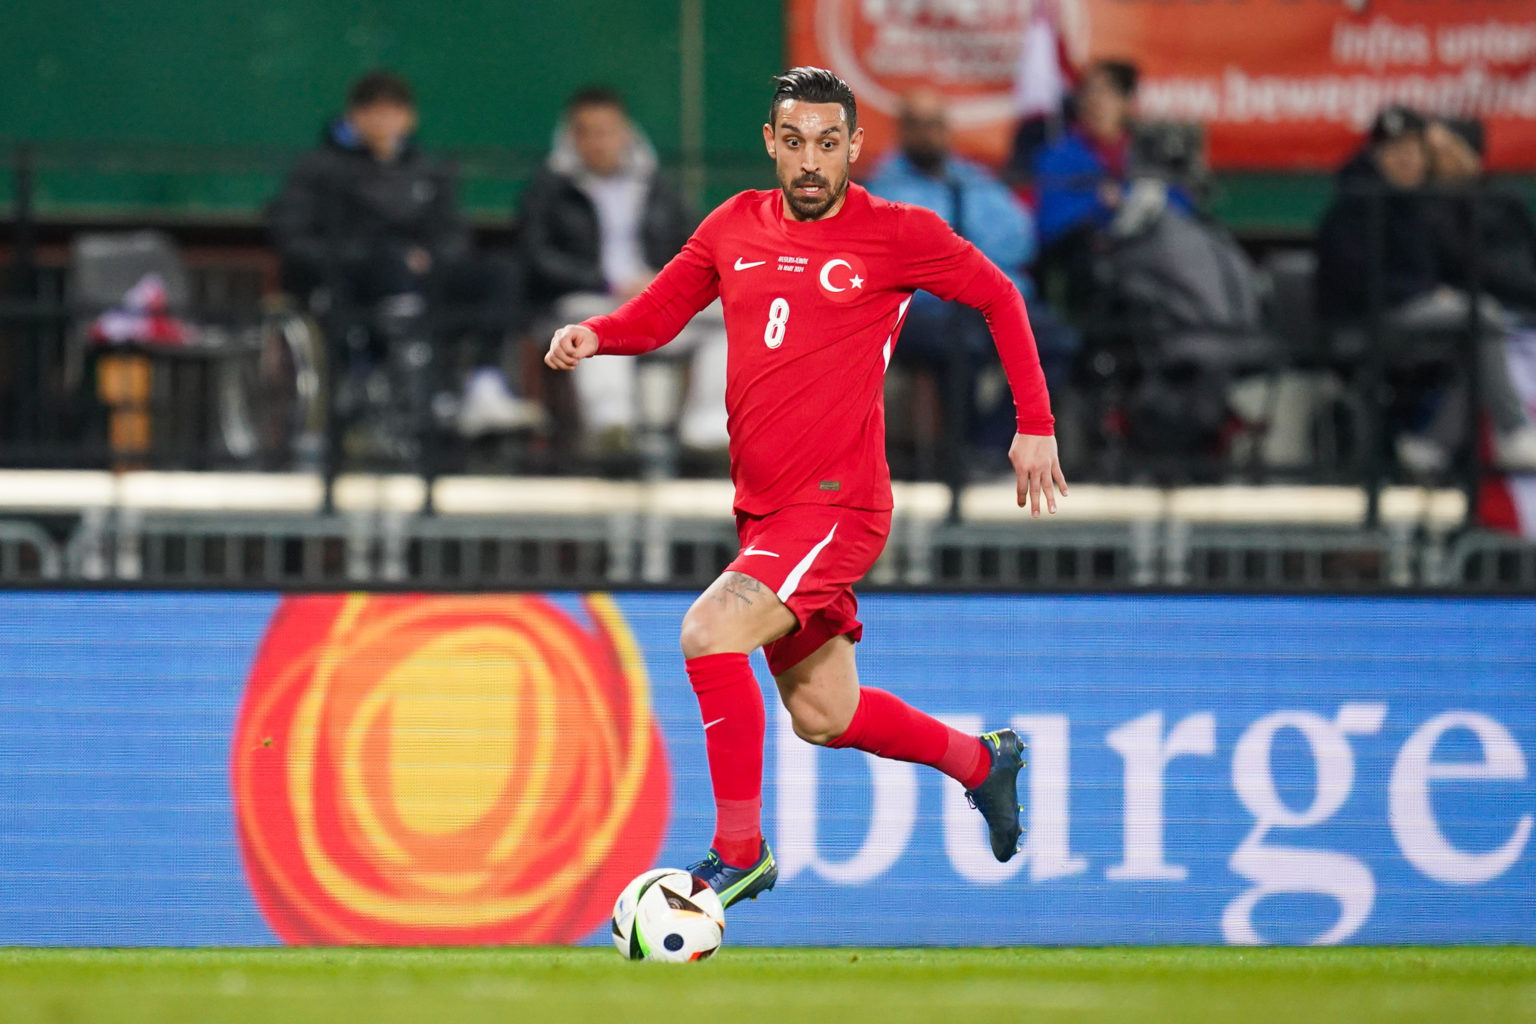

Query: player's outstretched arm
[[544, 324, 601, 370], [1009, 432, 1069, 519]]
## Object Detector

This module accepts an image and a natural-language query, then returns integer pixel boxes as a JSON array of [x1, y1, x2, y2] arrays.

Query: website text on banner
[[0, 592, 1530, 947], [788, 0, 1536, 171]]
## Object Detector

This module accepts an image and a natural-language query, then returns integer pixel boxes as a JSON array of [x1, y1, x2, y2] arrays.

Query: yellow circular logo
[[232, 593, 669, 944]]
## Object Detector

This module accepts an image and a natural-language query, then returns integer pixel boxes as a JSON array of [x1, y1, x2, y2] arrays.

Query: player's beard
[[780, 167, 848, 221]]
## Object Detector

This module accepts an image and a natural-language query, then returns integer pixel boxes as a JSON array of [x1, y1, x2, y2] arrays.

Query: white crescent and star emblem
[[818, 259, 864, 293]]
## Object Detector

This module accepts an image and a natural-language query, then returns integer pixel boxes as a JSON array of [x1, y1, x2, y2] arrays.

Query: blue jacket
[[1033, 129, 1193, 246], [866, 152, 1036, 301]]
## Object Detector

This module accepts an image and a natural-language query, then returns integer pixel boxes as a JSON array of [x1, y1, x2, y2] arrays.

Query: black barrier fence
[[0, 141, 767, 508], [1, 513, 1533, 590], [0, 141, 1523, 526]]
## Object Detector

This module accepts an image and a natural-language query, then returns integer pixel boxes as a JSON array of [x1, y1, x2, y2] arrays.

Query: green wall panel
[[1, 0, 784, 216], [3, 3, 1529, 235]]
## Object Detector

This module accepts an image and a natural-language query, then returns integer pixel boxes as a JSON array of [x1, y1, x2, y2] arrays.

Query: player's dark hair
[[769, 66, 857, 131], [566, 85, 627, 115], [347, 70, 415, 110], [1089, 60, 1139, 98]]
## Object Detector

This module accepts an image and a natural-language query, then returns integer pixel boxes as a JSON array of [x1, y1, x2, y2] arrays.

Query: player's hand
[[544, 324, 601, 370], [1009, 432, 1068, 519]]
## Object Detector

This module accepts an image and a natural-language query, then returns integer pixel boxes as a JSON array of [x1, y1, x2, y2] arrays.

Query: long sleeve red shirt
[[584, 184, 1053, 515]]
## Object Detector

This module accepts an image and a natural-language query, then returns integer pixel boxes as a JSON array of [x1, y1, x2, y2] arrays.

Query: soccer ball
[[611, 868, 726, 962]]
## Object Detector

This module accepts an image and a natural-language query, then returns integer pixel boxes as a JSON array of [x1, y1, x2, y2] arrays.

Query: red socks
[[827, 687, 991, 790], [687, 660, 989, 867], [685, 653, 765, 868]]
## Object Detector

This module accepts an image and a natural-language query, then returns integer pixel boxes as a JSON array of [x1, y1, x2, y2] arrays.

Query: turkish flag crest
[[816, 253, 869, 305]]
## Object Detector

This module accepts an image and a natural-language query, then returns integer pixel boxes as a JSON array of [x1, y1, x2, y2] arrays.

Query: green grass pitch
[[1, 947, 1533, 1024]]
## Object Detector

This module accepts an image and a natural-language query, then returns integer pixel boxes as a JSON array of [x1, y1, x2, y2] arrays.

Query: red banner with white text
[[787, 0, 1536, 172]]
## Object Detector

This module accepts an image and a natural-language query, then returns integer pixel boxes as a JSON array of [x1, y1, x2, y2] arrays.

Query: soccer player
[[546, 67, 1067, 908]]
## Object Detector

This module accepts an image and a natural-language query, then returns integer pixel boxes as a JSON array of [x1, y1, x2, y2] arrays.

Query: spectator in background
[[1423, 117, 1536, 470], [867, 88, 1078, 464], [1315, 106, 1536, 472], [520, 87, 728, 456], [1030, 59, 1193, 312], [1425, 118, 1536, 319], [270, 70, 542, 437], [1006, 0, 1090, 181], [1315, 106, 1439, 324]]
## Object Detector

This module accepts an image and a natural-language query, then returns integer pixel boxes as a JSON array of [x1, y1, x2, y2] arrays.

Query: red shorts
[[725, 503, 891, 676]]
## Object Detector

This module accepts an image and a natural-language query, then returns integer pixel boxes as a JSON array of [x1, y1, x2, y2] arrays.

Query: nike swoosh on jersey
[[703, 717, 727, 730], [733, 258, 766, 270], [740, 546, 779, 558]]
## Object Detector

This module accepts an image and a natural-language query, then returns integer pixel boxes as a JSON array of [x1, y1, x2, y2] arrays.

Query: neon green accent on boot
[[719, 851, 775, 903]]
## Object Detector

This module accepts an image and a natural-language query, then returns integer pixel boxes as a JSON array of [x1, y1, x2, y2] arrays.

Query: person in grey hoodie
[[520, 87, 728, 455]]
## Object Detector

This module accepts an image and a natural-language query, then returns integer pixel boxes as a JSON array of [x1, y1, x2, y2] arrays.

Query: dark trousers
[[284, 250, 523, 368]]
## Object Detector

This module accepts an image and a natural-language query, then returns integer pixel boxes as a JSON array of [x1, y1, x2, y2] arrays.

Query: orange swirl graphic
[[231, 593, 669, 944]]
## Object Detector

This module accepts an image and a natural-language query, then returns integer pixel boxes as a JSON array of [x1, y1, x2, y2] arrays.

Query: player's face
[[898, 91, 950, 174], [570, 103, 633, 178], [1425, 121, 1479, 183], [1375, 133, 1427, 190], [349, 101, 417, 162], [1077, 70, 1131, 145], [763, 100, 864, 221]]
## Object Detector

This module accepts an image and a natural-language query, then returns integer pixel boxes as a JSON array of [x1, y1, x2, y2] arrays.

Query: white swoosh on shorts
[[703, 717, 727, 730]]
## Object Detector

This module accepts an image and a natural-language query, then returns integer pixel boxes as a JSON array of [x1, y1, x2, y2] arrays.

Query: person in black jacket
[[1420, 116, 1536, 469], [1315, 106, 1440, 323], [521, 87, 728, 455], [1315, 105, 1536, 472], [271, 70, 542, 438], [1426, 118, 1536, 319]]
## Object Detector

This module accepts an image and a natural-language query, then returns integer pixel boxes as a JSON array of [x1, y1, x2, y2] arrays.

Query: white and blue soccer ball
[[611, 868, 726, 962]]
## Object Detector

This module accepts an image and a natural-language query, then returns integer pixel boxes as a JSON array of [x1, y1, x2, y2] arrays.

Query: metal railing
[[1445, 530, 1536, 590], [0, 520, 61, 580], [2, 141, 1530, 529], [5, 482, 1524, 591]]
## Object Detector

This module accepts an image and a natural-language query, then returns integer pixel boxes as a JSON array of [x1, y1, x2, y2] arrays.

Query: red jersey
[[584, 184, 1053, 515]]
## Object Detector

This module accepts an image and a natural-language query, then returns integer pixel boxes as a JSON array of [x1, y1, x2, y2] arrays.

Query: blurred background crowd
[[2, 0, 1534, 525]]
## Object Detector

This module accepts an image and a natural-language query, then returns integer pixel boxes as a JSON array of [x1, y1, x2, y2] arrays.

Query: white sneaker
[[1395, 433, 1449, 476], [1493, 425, 1536, 471], [457, 369, 547, 437]]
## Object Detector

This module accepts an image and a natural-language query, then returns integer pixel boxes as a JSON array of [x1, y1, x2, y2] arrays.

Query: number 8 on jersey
[[763, 297, 789, 349]]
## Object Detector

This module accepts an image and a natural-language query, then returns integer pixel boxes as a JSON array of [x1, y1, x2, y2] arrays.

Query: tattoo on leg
[[717, 572, 762, 608]]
